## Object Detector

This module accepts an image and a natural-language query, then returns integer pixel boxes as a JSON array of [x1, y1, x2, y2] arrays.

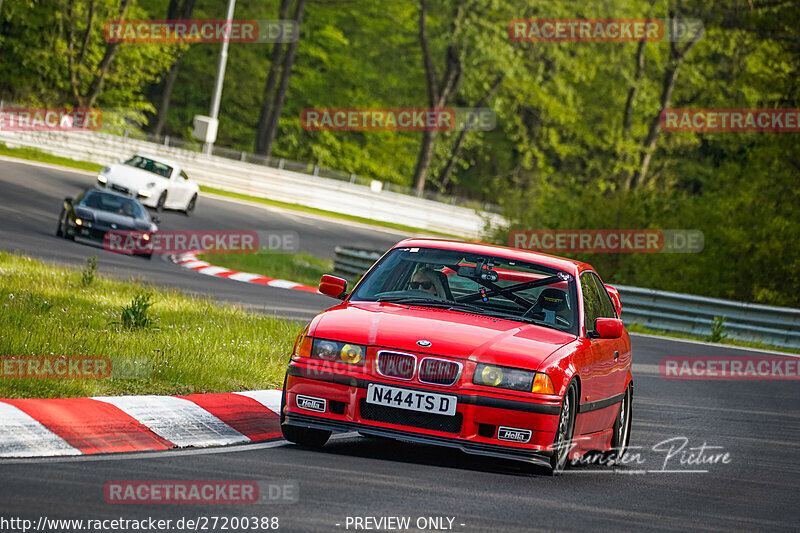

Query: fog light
[[480, 365, 503, 386], [340, 344, 363, 364]]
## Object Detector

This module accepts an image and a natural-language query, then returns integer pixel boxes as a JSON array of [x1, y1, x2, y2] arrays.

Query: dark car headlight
[[473, 363, 555, 394], [74, 217, 93, 228], [310, 338, 366, 366]]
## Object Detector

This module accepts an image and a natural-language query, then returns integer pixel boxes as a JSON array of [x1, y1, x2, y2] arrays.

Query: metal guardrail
[[614, 285, 800, 349], [332, 247, 800, 349], [333, 247, 383, 282]]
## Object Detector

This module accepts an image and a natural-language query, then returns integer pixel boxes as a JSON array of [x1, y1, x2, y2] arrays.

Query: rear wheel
[[156, 191, 167, 212], [280, 376, 331, 448], [183, 194, 197, 216], [608, 384, 632, 463], [549, 381, 577, 475]]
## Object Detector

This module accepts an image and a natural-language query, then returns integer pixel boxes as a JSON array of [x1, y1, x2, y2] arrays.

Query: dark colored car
[[56, 189, 159, 259]]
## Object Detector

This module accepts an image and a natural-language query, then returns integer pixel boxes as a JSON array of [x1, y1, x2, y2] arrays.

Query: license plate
[[366, 384, 457, 416]]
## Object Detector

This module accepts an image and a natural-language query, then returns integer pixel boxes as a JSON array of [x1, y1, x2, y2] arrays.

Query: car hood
[[106, 164, 169, 190], [309, 301, 576, 369]]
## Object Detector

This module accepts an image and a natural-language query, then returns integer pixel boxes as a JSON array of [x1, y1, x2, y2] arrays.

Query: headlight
[[74, 218, 92, 228], [310, 338, 365, 366], [97, 175, 107, 184], [473, 363, 554, 394], [137, 189, 153, 198]]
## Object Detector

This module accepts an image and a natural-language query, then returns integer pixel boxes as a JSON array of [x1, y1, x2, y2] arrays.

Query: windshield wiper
[[378, 297, 489, 313], [378, 296, 451, 306]]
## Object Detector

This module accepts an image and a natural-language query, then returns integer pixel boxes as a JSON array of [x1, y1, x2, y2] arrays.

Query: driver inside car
[[410, 267, 449, 298]]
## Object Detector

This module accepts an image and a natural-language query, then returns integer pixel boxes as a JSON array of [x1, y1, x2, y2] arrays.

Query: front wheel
[[549, 381, 578, 475]]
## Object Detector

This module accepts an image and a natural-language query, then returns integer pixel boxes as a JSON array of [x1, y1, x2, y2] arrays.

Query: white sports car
[[96, 154, 199, 214]]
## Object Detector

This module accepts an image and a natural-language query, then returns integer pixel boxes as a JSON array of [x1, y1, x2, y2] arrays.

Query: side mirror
[[595, 317, 623, 339], [63, 197, 73, 207], [151, 216, 161, 225], [604, 284, 622, 317], [319, 274, 347, 299]]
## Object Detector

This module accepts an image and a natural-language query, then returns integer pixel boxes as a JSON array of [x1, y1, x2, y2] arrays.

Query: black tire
[[280, 375, 331, 448], [56, 211, 64, 237], [156, 191, 167, 212], [608, 383, 632, 464], [549, 381, 578, 475], [183, 193, 197, 216], [143, 253, 153, 260]]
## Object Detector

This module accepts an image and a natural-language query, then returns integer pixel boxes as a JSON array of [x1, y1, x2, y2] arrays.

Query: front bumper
[[283, 363, 562, 466]]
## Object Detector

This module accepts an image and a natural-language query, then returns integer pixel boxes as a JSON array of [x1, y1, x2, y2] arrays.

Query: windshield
[[79, 191, 147, 219], [350, 246, 579, 334], [123, 155, 173, 178]]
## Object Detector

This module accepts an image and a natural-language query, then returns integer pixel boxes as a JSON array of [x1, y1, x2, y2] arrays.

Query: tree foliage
[[0, 0, 797, 305]]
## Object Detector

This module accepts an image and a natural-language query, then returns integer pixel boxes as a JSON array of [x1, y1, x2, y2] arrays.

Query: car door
[[576, 271, 622, 433], [166, 168, 189, 208], [589, 273, 630, 395]]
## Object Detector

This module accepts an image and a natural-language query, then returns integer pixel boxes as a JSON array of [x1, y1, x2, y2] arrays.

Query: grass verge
[[625, 322, 799, 355], [0, 142, 103, 173], [199, 185, 460, 238], [195, 252, 332, 288], [0, 251, 301, 399]]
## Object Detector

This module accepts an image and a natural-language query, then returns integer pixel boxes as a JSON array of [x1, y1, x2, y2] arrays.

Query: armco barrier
[[0, 130, 504, 238], [332, 247, 800, 349]]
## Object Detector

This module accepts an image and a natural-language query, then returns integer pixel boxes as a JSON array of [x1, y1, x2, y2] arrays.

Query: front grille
[[376, 351, 416, 380], [359, 399, 462, 433], [418, 357, 460, 385]]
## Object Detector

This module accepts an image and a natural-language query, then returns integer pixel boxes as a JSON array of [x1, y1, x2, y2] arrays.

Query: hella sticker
[[296, 394, 326, 413], [497, 426, 532, 443]]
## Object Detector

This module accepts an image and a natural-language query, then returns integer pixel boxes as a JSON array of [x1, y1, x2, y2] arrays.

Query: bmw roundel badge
[[416, 340, 432, 347]]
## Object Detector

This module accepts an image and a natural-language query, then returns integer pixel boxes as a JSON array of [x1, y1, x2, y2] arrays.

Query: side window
[[580, 273, 602, 335], [590, 273, 617, 319]]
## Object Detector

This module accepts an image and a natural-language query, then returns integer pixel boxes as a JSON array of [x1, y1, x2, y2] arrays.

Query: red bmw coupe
[[280, 239, 633, 474]]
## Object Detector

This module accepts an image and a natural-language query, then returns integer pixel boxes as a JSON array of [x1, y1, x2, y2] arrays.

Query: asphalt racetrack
[[1, 159, 798, 532]]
